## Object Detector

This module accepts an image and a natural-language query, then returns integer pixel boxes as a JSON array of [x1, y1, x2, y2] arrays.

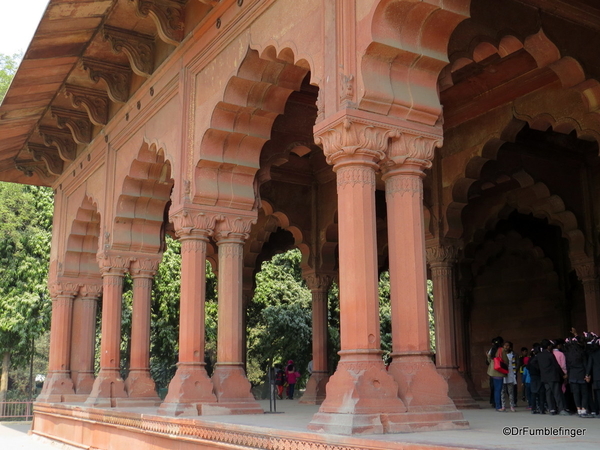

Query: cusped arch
[[112, 141, 174, 253], [63, 195, 101, 278], [360, 0, 470, 124], [195, 48, 312, 211]]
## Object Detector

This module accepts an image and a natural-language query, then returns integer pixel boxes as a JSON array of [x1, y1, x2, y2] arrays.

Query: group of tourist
[[274, 360, 301, 400], [487, 329, 600, 418]]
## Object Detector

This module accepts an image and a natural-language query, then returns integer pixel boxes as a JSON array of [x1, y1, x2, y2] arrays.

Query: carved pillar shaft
[[210, 215, 262, 413], [575, 262, 600, 333], [70, 287, 100, 395], [160, 226, 217, 415], [37, 283, 78, 402]]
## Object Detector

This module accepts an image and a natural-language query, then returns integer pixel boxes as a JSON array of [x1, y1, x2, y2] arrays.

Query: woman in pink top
[[285, 360, 299, 399]]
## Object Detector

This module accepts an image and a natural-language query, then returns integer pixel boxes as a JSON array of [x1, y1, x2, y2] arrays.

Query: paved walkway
[[5, 400, 600, 450]]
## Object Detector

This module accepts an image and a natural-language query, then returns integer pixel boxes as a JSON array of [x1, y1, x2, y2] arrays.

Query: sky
[[0, 0, 49, 57]]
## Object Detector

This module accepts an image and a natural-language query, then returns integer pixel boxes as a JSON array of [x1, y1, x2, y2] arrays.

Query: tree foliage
[[0, 53, 21, 104], [0, 183, 53, 367]]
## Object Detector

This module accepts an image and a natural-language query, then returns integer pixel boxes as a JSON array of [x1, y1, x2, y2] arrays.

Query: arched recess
[[466, 230, 567, 394], [361, 0, 471, 125], [194, 47, 313, 211], [243, 199, 310, 290], [62, 196, 102, 279], [112, 141, 174, 253]]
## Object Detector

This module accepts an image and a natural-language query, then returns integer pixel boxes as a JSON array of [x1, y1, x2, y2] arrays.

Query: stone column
[[300, 272, 332, 405], [37, 282, 79, 402], [70, 284, 101, 397], [427, 245, 478, 409], [210, 214, 263, 414], [85, 256, 129, 406], [383, 132, 467, 430], [308, 115, 406, 435], [124, 257, 161, 405], [574, 260, 600, 333], [159, 210, 218, 416]]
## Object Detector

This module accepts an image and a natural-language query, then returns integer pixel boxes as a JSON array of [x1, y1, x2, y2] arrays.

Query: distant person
[[528, 343, 547, 414], [274, 364, 285, 400], [486, 336, 508, 411], [501, 341, 517, 411], [538, 339, 569, 415], [564, 331, 592, 417], [285, 360, 299, 399]]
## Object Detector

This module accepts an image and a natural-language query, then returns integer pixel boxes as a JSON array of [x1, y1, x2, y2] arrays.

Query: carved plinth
[[158, 364, 216, 416], [299, 371, 329, 405], [72, 370, 95, 395], [37, 372, 75, 403], [386, 354, 468, 432], [308, 353, 407, 434], [210, 364, 263, 415], [123, 369, 161, 406], [84, 369, 127, 407], [437, 367, 480, 409]]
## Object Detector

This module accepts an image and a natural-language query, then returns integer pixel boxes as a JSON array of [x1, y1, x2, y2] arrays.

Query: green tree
[[0, 53, 21, 104], [0, 183, 53, 400]]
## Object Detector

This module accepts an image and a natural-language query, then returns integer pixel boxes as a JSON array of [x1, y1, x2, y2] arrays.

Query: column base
[[84, 369, 127, 407], [211, 364, 263, 414], [158, 363, 216, 416], [299, 371, 329, 405], [36, 371, 75, 403], [124, 369, 161, 405], [386, 353, 469, 431], [437, 366, 480, 409], [72, 371, 95, 395], [307, 352, 406, 434]]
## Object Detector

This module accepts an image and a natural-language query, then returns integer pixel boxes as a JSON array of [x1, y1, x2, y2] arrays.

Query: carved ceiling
[[0, 0, 214, 186]]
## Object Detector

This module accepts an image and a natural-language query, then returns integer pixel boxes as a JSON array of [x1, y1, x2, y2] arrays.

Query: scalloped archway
[[63, 195, 101, 279]]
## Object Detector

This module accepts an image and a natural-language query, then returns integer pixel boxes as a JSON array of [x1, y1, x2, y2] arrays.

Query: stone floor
[[7, 399, 600, 450]]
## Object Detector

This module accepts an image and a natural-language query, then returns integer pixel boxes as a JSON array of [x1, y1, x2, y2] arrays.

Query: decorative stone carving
[[574, 261, 597, 281], [97, 253, 134, 274], [130, 256, 162, 277], [102, 25, 155, 77], [37, 126, 77, 162], [336, 165, 376, 189], [28, 143, 64, 176], [314, 115, 395, 166], [80, 284, 103, 298], [81, 58, 131, 103], [130, 0, 185, 46], [384, 175, 422, 199], [63, 85, 109, 126], [51, 107, 93, 144], [339, 72, 355, 108]]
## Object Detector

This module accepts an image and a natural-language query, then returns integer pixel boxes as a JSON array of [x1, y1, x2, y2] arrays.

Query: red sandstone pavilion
[[1, 0, 600, 448]]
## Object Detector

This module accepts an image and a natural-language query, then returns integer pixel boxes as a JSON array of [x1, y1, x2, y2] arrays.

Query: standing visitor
[[486, 336, 508, 411]]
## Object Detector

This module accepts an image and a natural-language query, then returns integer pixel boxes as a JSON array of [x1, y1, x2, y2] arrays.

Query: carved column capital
[[103, 25, 155, 77], [304, 272, 334, 292], [214, 214, 257, 243], [382, 131, 442, 172], [80, 283, 103, 299], [63, 84, 109, 126], [426, 245, 458, 266], [97, 253, 134, 276], [49, 282, 80, 299], [130, 256, 162, 278], [314, 115, 395, 167], [131, 0, 185, 46], [574, 261, 597, 282], [170, 207, 220, 238]]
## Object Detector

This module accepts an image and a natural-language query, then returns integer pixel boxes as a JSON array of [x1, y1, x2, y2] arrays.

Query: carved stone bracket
[[81, 58, 131, 103], [214, 214, 257, 243], [28, 143, 64, 176], [131, 0, 185, 46], [15, 159, 53, 180], [102, 25, 155, 77], [63, 85, 109, 126], [51, 107, 93, 144], [37, 126, 77, 162]]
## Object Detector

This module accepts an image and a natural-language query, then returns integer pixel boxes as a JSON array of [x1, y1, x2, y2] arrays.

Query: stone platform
[[31, 400, 600, 450]]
